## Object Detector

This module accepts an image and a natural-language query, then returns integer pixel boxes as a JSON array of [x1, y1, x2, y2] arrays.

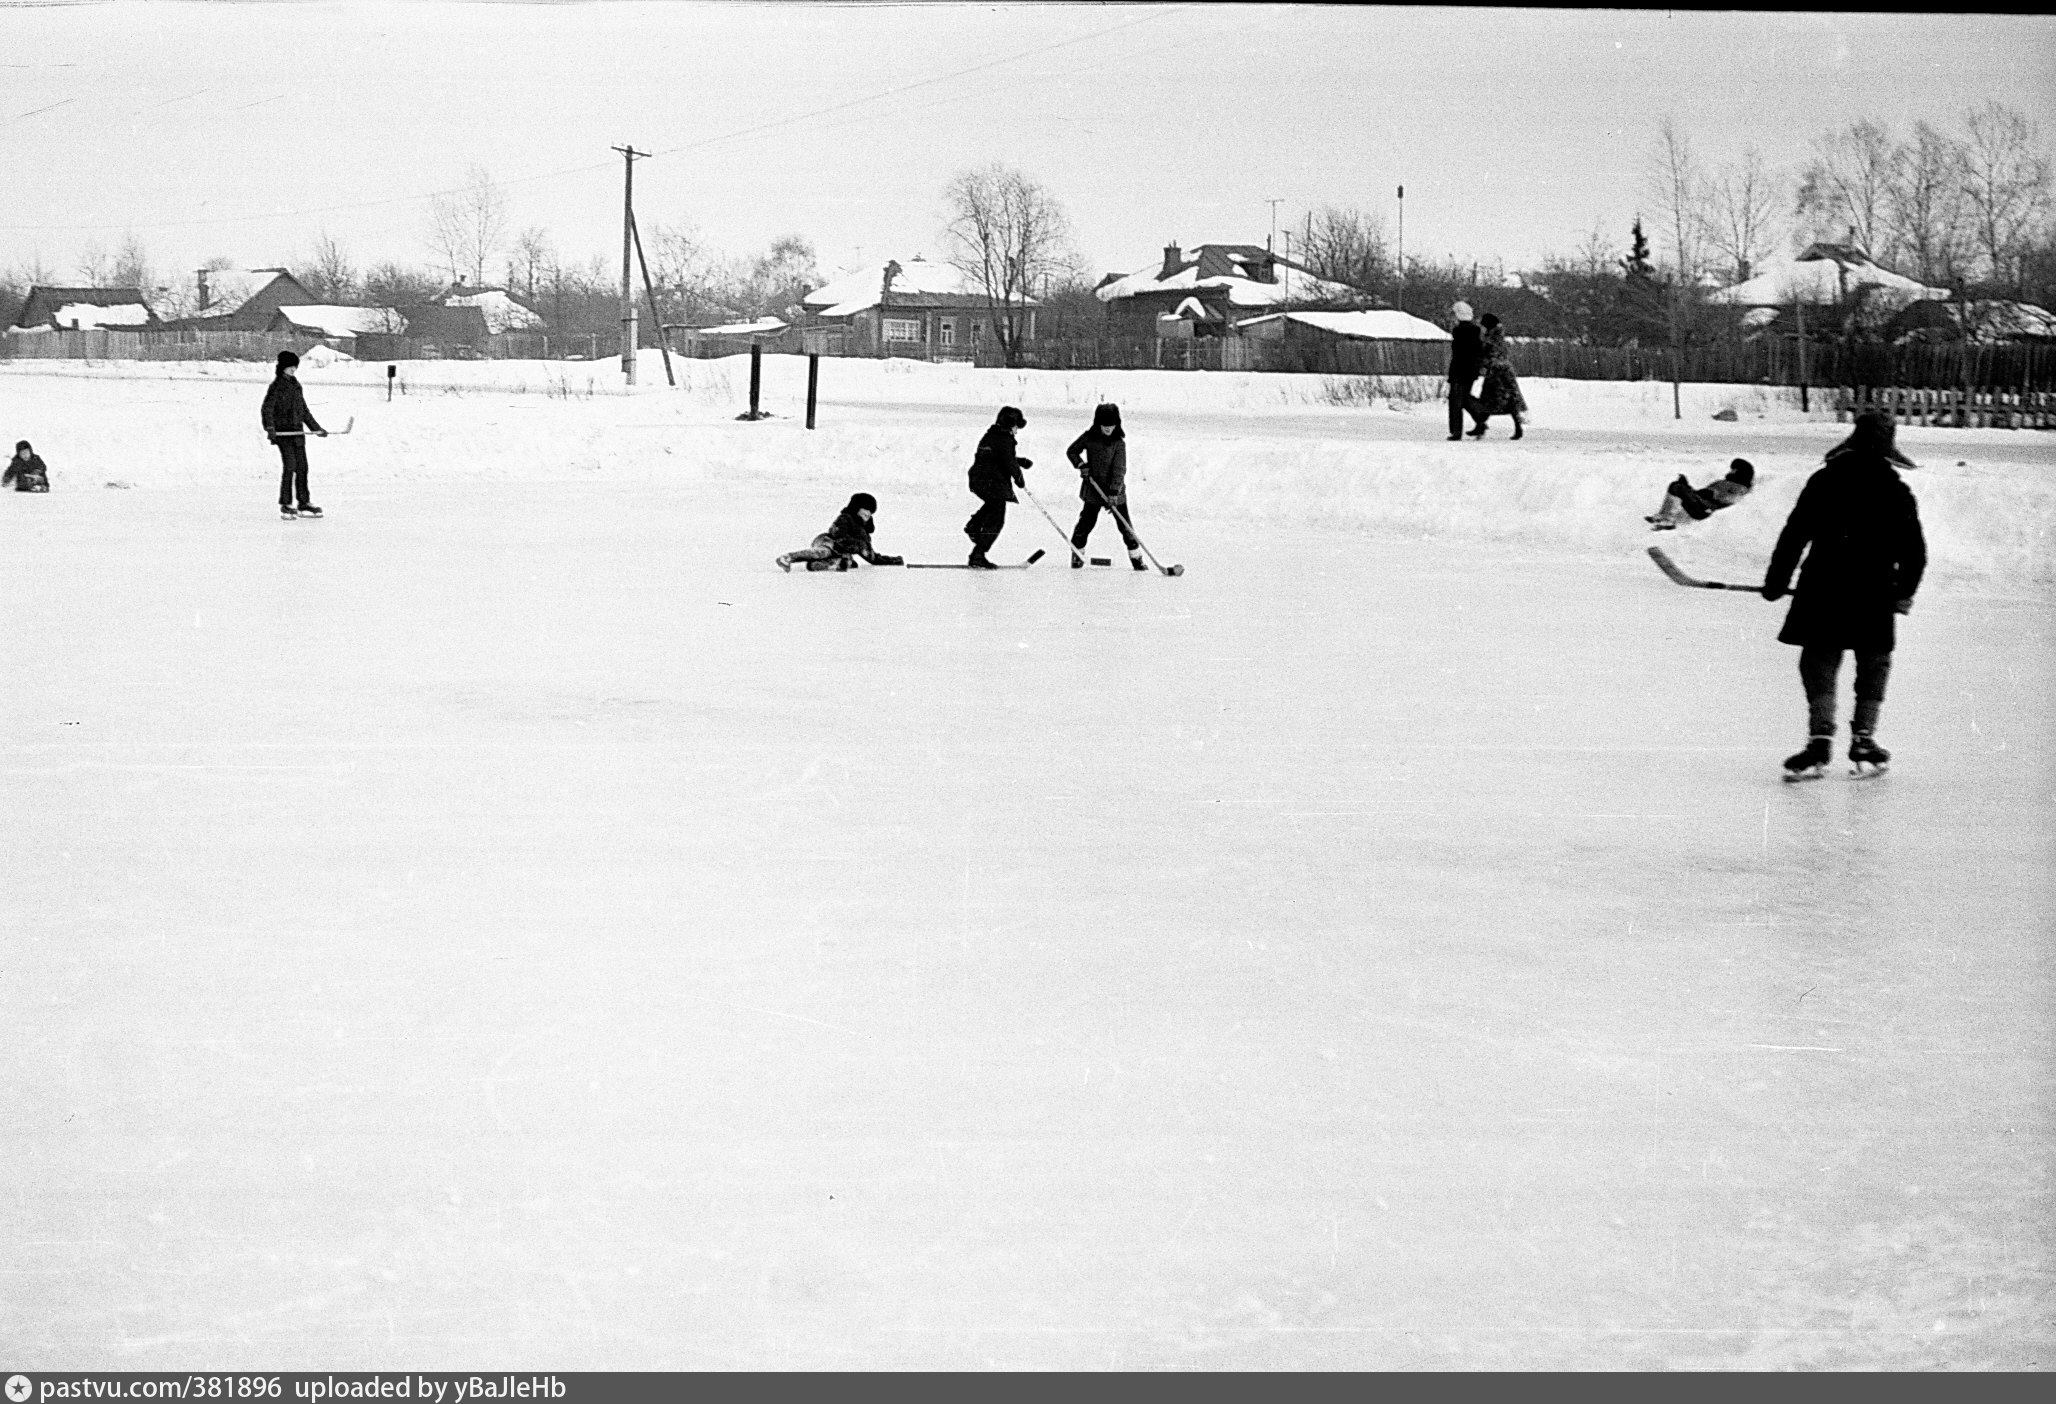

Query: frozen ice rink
[[3, 359, 2051, 1368]]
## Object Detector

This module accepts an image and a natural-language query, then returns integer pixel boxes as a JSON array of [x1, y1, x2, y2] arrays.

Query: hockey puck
[[1090, 557, 1112, 566]]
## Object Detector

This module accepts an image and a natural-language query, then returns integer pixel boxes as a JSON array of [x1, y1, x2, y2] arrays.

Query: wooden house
[[798, 256, 1035, 358], [8, 286, 159, 333]]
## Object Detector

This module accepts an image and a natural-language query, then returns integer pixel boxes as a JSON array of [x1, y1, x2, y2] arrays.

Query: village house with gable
[[1095, 242, 1365, 339], [8, 286, 160, 333], [797, 256, 1036, 358]]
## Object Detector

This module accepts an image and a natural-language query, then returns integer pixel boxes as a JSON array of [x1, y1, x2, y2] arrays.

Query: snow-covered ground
[[2, 356, 2051, 1369]]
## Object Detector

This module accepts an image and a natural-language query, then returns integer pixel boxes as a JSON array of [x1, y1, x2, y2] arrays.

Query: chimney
[[1161, 243, 1183, 280], [196, 268, 210, 311]]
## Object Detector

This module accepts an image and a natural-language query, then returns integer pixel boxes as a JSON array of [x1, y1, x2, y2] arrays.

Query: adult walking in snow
[[1465, 313, 1527, 439], [1445, 301, 1485, 441], [4, 440, 49, 492], [776, 492, 904, 572], [964, 405, 1031, 569], [1762, 411, 1926, 780], [261, 350, 326, 519], [1066, 403, 1145, 571]]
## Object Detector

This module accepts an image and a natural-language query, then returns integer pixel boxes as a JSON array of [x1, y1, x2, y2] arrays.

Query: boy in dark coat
[[4, 440, 49, 492], [1762, 412, 1926, 778], [1066, 402, 1144, 569], [1647, 458, 1755, 530], [260, 350, 326, 518], [964, 405, 1031, 569], [1445, 302, 1485, 441], [776, 492, 904, 572]]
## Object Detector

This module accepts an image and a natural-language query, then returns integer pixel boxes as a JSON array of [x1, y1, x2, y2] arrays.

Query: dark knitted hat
[[1093, 403, 1122, 428], [995, 405, 1026, 430], [14, 440, 28, 452], [276, 350, 299, 370], [848, 492, 877, 514], [1727, 458, 1755, 485]]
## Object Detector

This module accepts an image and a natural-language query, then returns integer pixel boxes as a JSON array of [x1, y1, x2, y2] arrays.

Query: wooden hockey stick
[[1647, 546, 1763, 592], [268, 416, 354, 437], [1085, 477, 1182, 576]]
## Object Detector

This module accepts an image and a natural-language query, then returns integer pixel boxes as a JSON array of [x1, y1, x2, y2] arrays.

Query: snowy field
[[2, 354, 2051, 1369]]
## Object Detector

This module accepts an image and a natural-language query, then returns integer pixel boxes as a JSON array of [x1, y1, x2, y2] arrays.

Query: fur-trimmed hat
[[848, 492, 878, 514], [276, 350, 299, 370], [1093, 403, 1122, 429], [1833, 409, 1916, 468], [1451, 301, 1474, 321], [995, 405, 1026, 431], [1726, 458, 1755, 485]]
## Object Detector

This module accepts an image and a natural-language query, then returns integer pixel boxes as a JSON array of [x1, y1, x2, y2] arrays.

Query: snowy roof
[[275, 305, 402, 338], [197, 268, 295, 312], [49, 301, 154, 330], [1891, 298, 2056, 341], [1707, 255, 1950, 307], [10, 285, 156, 331], [443, 287, 543, 333], [1096, 244, 1361, 306], [691, 317, 788, 337], [802, 257, 1023, 315], [1235, 309, 1451, 342]]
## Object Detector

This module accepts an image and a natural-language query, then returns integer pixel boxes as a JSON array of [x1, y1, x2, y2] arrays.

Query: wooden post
[[614, 144, 649, 384], [1796, 300, 1808, 414], [749, 342, 762, 418], [806, 353, 819, 430], [628, 210, 675, 387]]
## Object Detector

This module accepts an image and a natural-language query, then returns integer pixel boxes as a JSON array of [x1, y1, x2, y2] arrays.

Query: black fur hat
[[1093, 403, 1122, 428], [848, 492, 877, 514], [276, 350, 299, 370], [995, 405, 1026, 430], [1834, 409, 1916, 468], [1727, 458, 1755, 485]]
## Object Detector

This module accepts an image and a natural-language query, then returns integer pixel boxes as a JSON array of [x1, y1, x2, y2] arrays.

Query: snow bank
[[2, 354, 2048, 587]]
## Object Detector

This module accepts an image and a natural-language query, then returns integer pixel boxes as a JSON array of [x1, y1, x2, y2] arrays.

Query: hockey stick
[[907, 549, 1046, 570], [1085, 477, 1183, 576], [1647, 546, 1763, 592], [1015, 483, 1086, 565], [268, 416, 354, 438]]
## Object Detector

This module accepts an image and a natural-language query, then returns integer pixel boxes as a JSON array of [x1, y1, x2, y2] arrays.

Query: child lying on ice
[[1647, 458, 1754, 530], [776, 492, 905, 571]]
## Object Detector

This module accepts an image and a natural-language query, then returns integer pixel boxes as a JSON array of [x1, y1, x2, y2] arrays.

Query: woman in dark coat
[[964, 405, 1031, 569], [1066, 402, 1144, 570], [1465, 313, 1527, 439], [1762, 410, 1927, 778]]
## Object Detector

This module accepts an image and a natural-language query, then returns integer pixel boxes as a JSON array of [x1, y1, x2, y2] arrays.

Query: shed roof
[[11, 285, 157, 331], [1235, 309, 1451, 342], [1096, 243, 1361, 307]]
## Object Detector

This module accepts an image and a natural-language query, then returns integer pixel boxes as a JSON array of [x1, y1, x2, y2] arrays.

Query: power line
[[0, 5, 1190, 235]]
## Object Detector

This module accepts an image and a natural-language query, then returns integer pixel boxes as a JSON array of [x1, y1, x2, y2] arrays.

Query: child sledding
[[1647, 458, 1754, 530]]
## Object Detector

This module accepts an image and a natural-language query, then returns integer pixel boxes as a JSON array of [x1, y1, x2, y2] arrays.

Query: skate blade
[[1849, 762, 1889, 778], [1782, 767, 1826, 783]]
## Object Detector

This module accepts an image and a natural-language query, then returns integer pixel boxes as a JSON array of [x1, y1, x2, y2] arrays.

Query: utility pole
[[1266, 198, 1283, 253], [614, 143, 650, 383], [1396, 185, 1405, 313]]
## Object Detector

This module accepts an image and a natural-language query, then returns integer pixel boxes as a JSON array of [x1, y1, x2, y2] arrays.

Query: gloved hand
[[1893, 597, 1914, 615], [1761, 584, 1786, 602], [1017, 457, 1032, 469]]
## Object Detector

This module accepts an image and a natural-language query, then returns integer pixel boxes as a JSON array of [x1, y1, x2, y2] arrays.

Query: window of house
[[883, 318, 921, 342], [939, 319, 955, 348], [970, 320, 983, 344]]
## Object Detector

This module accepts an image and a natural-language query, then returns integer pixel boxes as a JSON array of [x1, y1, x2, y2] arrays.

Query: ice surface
[[1, 358, 2050, 1368]]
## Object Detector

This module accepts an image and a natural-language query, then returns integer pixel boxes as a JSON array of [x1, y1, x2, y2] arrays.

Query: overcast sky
[[2, 1, 2053, 291]]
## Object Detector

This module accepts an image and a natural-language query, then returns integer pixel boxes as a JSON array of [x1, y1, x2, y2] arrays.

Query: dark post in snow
[[749, 342, 762, 418], [386, 364, 396, 402], [806, 353, 819, 430], [613, 143, 649, 385], [1396, 185, 1405, 313], [628, 209, 675, 387]]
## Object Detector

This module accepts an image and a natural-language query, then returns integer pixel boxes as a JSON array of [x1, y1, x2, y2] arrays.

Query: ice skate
[[1849, 734, 1891, 777], [1782, 736, 1833, 782]]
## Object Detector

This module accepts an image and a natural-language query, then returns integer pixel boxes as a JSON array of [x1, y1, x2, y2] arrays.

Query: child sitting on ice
[[776, 492, 905, 572], [1647, 458, 1754, 530], [4, 440, 50, 492]]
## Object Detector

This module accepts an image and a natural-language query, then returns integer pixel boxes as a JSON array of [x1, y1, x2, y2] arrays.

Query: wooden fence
[[1838, 384, 2056, 429]]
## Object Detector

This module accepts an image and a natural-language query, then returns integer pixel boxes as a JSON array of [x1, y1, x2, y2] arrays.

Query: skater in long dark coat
[[1762, 411, 1927, 778], [4, 440, 49, 491], [964, 405, 1031, 569], [776, 492, 904, 572], [1066, 402, 1144, 570], [1445, 301, 1485, 441], [1465, 314, 1527, 439], [260, 350, 326, 518]]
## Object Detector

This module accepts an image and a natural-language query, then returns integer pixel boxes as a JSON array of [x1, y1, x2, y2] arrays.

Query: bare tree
[[1960, 99, 2053, 292], [1297, 205, 1388, 299], [107, 232, 154, 294], [644, 221, 728, 323], [426, 165, 510, 288], [941, 162, 1074, 368], [75, 240, 112, 286], [302, 232, 358, 302], [1645, 118, 1710, 418], [508, 225, 555, 304], [1877, 121, 1972, 288], [1795, 120, 1897, 258], [740, 235, 820, 320], [362, 260, 443, 309], [1701, 147, 1783, 284]]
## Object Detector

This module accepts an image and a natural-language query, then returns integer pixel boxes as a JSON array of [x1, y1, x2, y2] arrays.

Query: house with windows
[[8, 286, 159, 333], [441, 283, 544, 334], [1095, 242, 1364, 338], [797, 256, 1035, 358], [162, 267, 320, 331]]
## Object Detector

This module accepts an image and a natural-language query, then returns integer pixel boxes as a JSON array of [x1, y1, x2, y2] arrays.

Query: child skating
[[1066, 403, 1145, 570], [260, 350, 327, 518], [776, 492, 904, 572], [964, 406, 1031, 569], [1761, 413, 1925, 780]]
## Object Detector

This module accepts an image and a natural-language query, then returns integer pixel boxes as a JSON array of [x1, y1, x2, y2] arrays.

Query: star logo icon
[[5, 1376, 32, 1404]]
